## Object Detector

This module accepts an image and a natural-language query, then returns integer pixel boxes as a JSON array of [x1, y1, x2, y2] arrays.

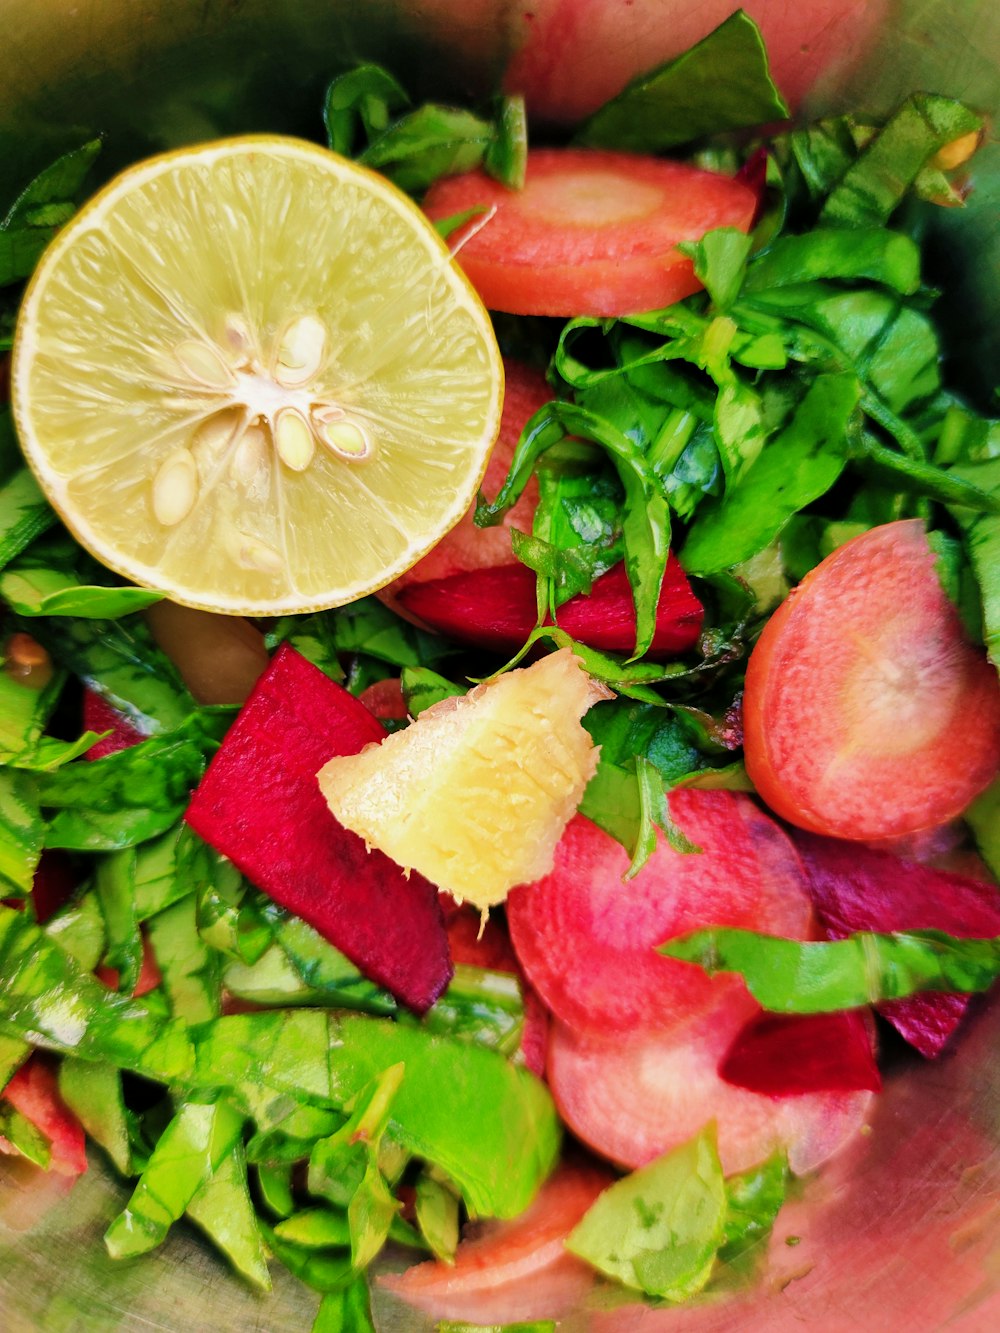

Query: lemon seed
[[275, 408, 316, 471], [152, 450, 199, 526], [316, 418, 372, 461], [275, 314, 327, 388], [175, 339, 235, 390]]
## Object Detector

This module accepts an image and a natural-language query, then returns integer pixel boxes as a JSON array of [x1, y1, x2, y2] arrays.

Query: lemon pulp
[[12, 136, 503, 614]]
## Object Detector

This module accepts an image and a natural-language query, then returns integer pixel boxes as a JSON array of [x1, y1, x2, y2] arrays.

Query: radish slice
[[185, 644, 452, 1013], [548, 1003, 873, 1177], [2, 1058, 87, 1177], [796, 832, 1000, 1057], [422, 149, 757, 317], [379, 1161, 612, 1322], [398, 557, 704, 657], [720, 1010, 881, 1096], [508, 795, 813, 1037]]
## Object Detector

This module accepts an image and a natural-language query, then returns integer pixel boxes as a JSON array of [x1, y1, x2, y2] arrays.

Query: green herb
[[312, 1279, 376, 1332], [567, 1124, 727, 1299], [719, 1153, 789, 1264], [0, 1098, 51, 1167], [186, 1140, 271, 1290], [401, 666, 463, 716], [95, 847, 142, 994], [0, 139, 102, 286], [146, 893, 221, 1023], [58, 1059, 132, 1175], [661, 926, 1000, 1012], [257, 1162, 296, 1219], [0, 767, 42, 895], [324, 64, 410, 158], [0, 564, 163, 618], [967, 781, 1000, 881], [577, 11, 787, 152], [415, 1168, 460, 1263]]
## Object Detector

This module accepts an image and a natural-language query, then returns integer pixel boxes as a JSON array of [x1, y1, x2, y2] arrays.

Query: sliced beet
[[796, 832, 1000, 1057], [185, 644, 451, 1013], [83, 689, 147, 759], [1, 1057, 88, 1176], [30, 852, 77, 925], [547, 999, 873, 1177], [507, 794, 813, 1037], [397, 556, 703, 657], [379, 1161, 611, 1323], [720, 1010, 881, 1097]]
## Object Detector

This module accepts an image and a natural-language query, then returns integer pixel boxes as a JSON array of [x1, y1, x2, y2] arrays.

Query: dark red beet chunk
[[31, 852, 77, 925], [84, 689, 147, 759], [720, 1010, 881, 1097], [397, 557, 703, 657], [185, 645, 452, 1013], [795, 833, 1000, 1057]]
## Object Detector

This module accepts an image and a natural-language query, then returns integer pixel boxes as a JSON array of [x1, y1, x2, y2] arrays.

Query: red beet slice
[[30, 851, 77, 925], [356, 677, 408, 723], [185, 645, 451, 1013], [83, 689, 147, 759], [379, 1161, 611, 1323], [795, 832, 1000, 1057], [547, 999, 873, 1176], [507, 794, 813, 1037], [720, 1010, 881, 1097], [397, 556, 703, 657], [1, 1058, 88, 1176]]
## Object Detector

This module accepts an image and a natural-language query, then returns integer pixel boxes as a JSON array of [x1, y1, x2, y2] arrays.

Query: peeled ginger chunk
[[318, 649, 610, 909]]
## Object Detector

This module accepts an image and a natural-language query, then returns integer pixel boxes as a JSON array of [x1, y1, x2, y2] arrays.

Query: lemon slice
[[11, 136, 503, 614]]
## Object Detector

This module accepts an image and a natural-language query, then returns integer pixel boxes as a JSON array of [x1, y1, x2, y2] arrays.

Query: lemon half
[[12, 136, 503, 614]]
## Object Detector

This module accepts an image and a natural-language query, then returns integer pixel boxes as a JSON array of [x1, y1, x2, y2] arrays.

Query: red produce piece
[[547, 1000, 873, 1176], [422, 149, 757, 317], [185, 645, 452, 1013], [720, 1010, 881, 1096], [743, 520, 1000, 839], [379, 1161, 611, 1323], [1, 1058, 87, 1176], [95, 934, 163, 997], [508, 794, 813, 1037], [398, 556, 703, 657], [446, 907, 549, 1077], [386, 358, 547, 600], [83, 688, 147, 759], [796, 832, 1000, 1057], [356, 677, 409, 724], [30, 851, 77, 925]]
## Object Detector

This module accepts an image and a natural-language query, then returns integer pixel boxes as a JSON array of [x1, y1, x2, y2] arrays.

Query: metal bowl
[[2, 3, 999, 1328]]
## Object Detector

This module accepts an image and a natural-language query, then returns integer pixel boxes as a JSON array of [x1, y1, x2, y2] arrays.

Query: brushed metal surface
[[2, 3, 999, 1328]]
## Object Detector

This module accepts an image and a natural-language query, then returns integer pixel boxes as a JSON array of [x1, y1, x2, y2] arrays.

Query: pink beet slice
[[185, 644, 451, 1012], [83, 688, 147, 759], [547, 998, 873, 1177], [397, 556, 703, 657], [795, 832, 1000, 1057], [720, 1010, 881, 1097], [379, 1161, 611, 1323], [507, 793, 813, 1037], [1, 1058, 88, 1176]]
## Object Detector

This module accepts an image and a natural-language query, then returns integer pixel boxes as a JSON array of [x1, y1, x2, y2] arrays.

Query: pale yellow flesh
[[318, 650, 611, 909], [13, 137, 503, 614]]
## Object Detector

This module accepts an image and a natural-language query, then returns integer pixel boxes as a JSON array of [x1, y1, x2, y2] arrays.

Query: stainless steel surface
[[2, 2, 1000, 1328]]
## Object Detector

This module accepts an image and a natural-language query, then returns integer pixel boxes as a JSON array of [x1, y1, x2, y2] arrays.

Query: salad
[[2, 10, 1000, 1330]]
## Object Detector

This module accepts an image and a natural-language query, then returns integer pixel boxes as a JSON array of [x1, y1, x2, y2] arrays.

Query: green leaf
[[743, 229, 921, 295], [0, 655, 64, 765], [720, 1152, 788, 1264], [146, 893, 221, 1023], [484, 95, 528, 190], [0, 1032, 30, 1087], [361, 105, 493, 193], [44, 891, 106, 971], [685, 228, 753, 311], [274, 1207, 351, 1248], [186, 1141, 271, 1290], [410, 964, 524, 1058], [0, 1099, 51, 1168], [0, 566, 163, 618], [2, 139, 102, 228], [257, 1163, 296, 1219], [37, 729, 205, 851], [950, 458, 1000, 670], [415, 1169, 460, 1264], [854, 436, 1000, 516], [401, 666, 463, 717], [95, 848, 142, 994], [576, 11, 787, 152], [820, 95, 982, 228], [627, 755, 701, 878], [312, 1278, 376, 1333], [566, 1124, 726, 1299], [0, 467, 56, 569], [660, 926, 1000, 1013], [105, 1099, 244, 1259], [58, 1059, 132, 1175], [323, 64, 409, 157], [967, 781, 1000, 881], [325, 596, 452, 668], [0, 767, 42, 895], [682, 372, 862, 574]]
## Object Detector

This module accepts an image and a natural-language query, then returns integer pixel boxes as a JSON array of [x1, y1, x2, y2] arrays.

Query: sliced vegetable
[[547, 998, 872, 1176], [380, 1162, 610, 1323], [507, 795, 812, 1037], [1, 1056, 87, 1175], [421, 150, 756, 316], [797, 832, 1000, 1055], [185, 645, 452, 1012], [83, 689, 148, 760], [719, 1010, 881, 1096], [743, 521, 1000, 838], [397, 557, 703, 657]]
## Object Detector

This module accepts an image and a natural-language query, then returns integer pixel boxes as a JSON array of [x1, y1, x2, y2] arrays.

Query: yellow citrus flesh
[[318, 649, 611, 910], [12, 137, 503, 614]]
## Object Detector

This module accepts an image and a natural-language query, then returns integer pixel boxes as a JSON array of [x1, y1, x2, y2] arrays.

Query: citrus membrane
[[11, 136, 504, 614]]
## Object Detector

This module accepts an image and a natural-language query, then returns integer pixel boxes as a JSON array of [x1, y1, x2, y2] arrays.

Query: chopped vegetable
[[719, 1010, 881, 1096], [186, 644, 452, 1012], [1, 1056, 87, 1175]]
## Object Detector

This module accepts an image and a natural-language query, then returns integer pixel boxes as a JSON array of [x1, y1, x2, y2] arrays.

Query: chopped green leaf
[[415, 1168, 460, 1264], [324, 64, 409, 158], [720, 1153, 788, 1264], [0, 767, 42, 895], [58, 1059, 132, 1175], [187, 1140, 271, 1290], [0, 1099, 51, 1168], [0, 566, 163, 618], [147, 893, 221, 1023], [361, 105, 494, 193]]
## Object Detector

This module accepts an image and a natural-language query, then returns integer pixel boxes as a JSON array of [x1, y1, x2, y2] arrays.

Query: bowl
[[2, 3, 999, 1328]]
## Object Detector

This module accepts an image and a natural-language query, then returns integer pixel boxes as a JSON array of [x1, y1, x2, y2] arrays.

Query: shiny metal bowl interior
[[2, 3, 1000, 1329]]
